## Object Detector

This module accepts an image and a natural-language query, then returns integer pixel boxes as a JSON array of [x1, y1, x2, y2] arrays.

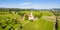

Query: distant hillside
[[0, 8, 60, 12], [51, 8, 60, 10]]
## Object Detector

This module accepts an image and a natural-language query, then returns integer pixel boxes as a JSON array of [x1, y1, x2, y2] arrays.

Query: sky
[[0, 0, 60, 9]]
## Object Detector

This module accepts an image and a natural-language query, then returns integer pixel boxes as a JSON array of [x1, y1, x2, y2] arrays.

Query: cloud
[[22, 3, 32, 5]]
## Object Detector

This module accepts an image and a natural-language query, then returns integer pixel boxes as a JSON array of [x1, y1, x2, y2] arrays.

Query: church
[[28, 12, 34, 20]]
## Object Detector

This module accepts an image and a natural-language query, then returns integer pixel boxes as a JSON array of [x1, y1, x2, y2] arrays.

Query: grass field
[[0, 10, 56, 30], [58, 20, 60, 30], [22, 18, 54, 30], [57, 16, 60, 30]]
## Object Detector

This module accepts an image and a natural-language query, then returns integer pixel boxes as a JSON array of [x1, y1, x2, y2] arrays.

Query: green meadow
[[0, 9, 59, 30]]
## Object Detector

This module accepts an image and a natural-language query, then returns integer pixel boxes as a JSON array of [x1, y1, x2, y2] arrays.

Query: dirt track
[[41, 16, 56, 22]]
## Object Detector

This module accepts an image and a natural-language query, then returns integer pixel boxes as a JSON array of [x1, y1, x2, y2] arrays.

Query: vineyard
[[0, 9, 60, 30]]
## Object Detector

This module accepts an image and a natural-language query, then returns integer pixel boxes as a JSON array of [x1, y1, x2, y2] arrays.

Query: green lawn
[[23, 18, 54, 30], [58, 20, 60, 30], [0, 10, 55, 30]]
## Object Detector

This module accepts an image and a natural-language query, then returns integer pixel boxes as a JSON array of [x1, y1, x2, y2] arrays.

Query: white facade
[[28, 12, 34, 20]]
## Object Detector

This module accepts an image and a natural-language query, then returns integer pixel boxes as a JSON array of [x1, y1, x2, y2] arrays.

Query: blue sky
[[0, 0, 60, 9]]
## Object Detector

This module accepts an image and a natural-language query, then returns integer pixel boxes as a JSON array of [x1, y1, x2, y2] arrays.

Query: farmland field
[[0, 10, 57, 30], [54, 10, 60, 30]]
